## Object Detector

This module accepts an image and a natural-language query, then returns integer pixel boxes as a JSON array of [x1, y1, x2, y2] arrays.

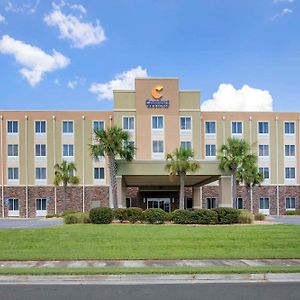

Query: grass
[[0, 224, 299, 260], [1, 266, 300, 275]]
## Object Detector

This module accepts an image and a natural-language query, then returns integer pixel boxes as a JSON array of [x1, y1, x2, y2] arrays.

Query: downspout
[[276, 116, 279, 216], [53, 115, 57, 215], [108, 115, 113, 208], [0, 115, 4, 218], [249, 116, 253, 213], [82, 115, 85, 212], [25, 115, 28, 218]]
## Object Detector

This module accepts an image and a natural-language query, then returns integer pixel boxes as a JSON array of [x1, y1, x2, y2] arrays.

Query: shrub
[[212, 208, 240, 224], [194, 209, 218, 224], [46, 214, 61, 218], [143, 208, 166, 224], [286, 209, 300, 216], [113, 208, 128, 223], [254, 213, 265, 221], [165, 212, 172, 222], [62, 210, 80, 217], [171, 209, 195, 224], [127, 207, 143, 223], [238, 210, 254, 224], [89, 207, 113, 224], [64, 214, 78, 224]]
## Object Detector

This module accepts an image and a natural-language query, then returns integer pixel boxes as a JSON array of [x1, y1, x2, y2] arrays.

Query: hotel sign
[[146, 85, 170, 108]]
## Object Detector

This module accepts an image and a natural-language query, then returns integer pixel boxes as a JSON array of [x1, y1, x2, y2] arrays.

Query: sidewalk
[[1, 259, 300, 268]]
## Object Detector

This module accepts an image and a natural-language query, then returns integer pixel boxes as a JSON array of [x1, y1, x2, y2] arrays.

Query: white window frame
[[205, 121, 216, 135], [284, 121, 295, 135], [92, 120, 105, 132], [151, 115, 164, 132], [285, 167, 296, 180], [62, 120, 74, 135], [285, 197, 296, 211], [36, 198, 48, 216], [93, 167, 105, 183], [35, 144, 47, 158], [180, 116, 192, 133], [7, 144, 19, 159], [7, 198, 19, 217], [231, 121, 243, 136], [259, 167, 270, 182], [205, 144, 216, 158], [62, 144, 74, 159], [284, 144, 296, 158], [122, 116, 135, 132], [258, 144, 270, 158], [35, 120, 47, 135], [257, 121, 269, 136], [180, 141, 192, 150], [7, 167, 19, 182], [259, 197, 270, 215], [7, 120, 19, 135], [206, 197, 217, 209], [152, 140, 164, 159], [35, 167, 47, 181]]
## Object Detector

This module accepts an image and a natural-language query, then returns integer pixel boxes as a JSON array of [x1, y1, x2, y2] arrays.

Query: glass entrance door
[[147, 198, 171, 213]]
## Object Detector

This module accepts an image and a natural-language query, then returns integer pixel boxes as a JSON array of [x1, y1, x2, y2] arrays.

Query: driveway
[[266, 216, 300, 225], [0, 218, 63, 229]]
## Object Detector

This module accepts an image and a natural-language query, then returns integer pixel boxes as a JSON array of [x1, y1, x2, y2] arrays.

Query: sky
[[0, 0, 299, 112]]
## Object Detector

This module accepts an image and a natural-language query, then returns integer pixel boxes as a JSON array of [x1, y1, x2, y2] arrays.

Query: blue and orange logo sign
[[146, 85, 169, 108], [151, 85, 163, 99]]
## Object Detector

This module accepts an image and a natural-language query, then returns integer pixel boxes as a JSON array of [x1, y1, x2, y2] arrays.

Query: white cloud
[[44, 3, 105, 48], [273, 0, 294, 3], [201, 84, 273, 112], [67, 76, 85, 89], [89, 66, 148, 100], [0, 34, 70, 86], [0, 14, 5, 23], [5, 0, 40, 14], [271, 8, 293, 20], [52, 0, 87, 15]]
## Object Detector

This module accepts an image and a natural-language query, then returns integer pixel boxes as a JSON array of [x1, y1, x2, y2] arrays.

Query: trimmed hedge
[[193, 209, 218, 225], [171, 210, 195, 224], [113, 208, 128, 223], [212, 208, 240, 224], [254, 213, 265, 221], [143, 208, 166, 224], [62, 210, 80, 217], [286, 209, 300, 216], [127, 207, 143, 223], [238, 210, 253, 224], [89, 207, 113, 224], [46, 214, 61, 218], [64, 212, 91, 224]]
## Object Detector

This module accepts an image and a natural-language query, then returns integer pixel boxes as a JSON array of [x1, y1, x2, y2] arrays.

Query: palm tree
[[165, 148, 199, 210], [54, 161, 80, 212], [218, 138, 257, 207], [89, 126, 135, 209]]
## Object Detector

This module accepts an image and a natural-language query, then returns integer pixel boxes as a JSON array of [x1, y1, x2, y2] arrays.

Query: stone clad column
[[192, 186, 202, 209], [219, 176, 232, 207]]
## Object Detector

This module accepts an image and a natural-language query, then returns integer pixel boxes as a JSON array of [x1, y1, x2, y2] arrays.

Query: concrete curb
[[0, 273, 300, 285]]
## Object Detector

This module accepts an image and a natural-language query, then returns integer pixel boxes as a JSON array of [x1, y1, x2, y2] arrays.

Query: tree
[[165, 148, 199, 210], [218, 138, 257, 207], [54, 161, 80, 212], [89, 126, 135, 209]]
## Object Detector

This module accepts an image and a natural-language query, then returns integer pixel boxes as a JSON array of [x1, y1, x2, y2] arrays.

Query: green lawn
[[0, 224, 299, 260]]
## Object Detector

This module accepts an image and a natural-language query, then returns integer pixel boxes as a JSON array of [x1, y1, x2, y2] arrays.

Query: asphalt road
[[0, 283, 299, 300], [267, 216, 300, 225], [0, 218, 63, 228]]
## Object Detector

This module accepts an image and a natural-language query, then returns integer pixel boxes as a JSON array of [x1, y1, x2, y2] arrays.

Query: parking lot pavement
[[0, 218, 63, 229], [266, 216, 300, 225]]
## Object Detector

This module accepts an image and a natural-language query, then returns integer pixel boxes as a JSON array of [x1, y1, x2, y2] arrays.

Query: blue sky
[[0, 0, 299, 111]]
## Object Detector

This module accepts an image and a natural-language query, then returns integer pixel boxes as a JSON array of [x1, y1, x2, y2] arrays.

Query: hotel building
[[0, 78, 299, 217]]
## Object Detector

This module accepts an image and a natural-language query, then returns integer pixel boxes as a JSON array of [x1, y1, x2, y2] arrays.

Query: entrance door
[[8, 198, 19, 217], [36, 198, 47, 217], [147, 198, 171, 213], [259, 197, 270, 215]]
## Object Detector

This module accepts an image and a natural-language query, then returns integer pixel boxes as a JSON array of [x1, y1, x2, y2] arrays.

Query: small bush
[[89, 207, 113, 224], [165, 213, 172, 222], [46, 214, 61, 218], [238, 210, 254, 224], [113, 208, 128, 223], [194, 209, 218, 224], [127, 207, 143, 223], [143, 208, 166, 224], [254, 213, 265, 221], [286, 210, 300, 215], [62, 210, 80, 217], [64, 214, 78, 224], [212, 208, 240, 224], [171, 209, 195, 224]]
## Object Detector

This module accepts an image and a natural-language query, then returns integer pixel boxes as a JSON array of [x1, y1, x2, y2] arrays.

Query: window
[[8, 198, 19, 211], [258, 122, 269, 134], [185, 198, 193, 210], [7, 144, 18, 157], [152, 116, 164, 129], [285, 145, 296, 157], [7, 121, 18, 134], [126, 197, 131, 208], [285, 167, 295, 179], [259, 197, 269, 209], [36, 198, 47, 211], [205, 144, 216, 157], [8, 167, 19, 180], [180, 117, 191, 130], [93, 120, 104, 131], [62, 121, 73, 133], [35, 121, 46, 133], [152, 140, 164, 153], [259, 167, 270, 179], [35, 144, 46, 157], [180, 141, 192, 150], [123, 117, 134, 131], [63, 144, 74, 157], [94, 167, 105, 180], [236, 197, 243, 209], [232, 121, 243, 134], [206, 197, 217, 209], [205, 121, 216, 134], [258, 145, 269, 157], [285, 197, 296, 210], [36, 167, 46, 180], [285, 122, 295, 134]]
